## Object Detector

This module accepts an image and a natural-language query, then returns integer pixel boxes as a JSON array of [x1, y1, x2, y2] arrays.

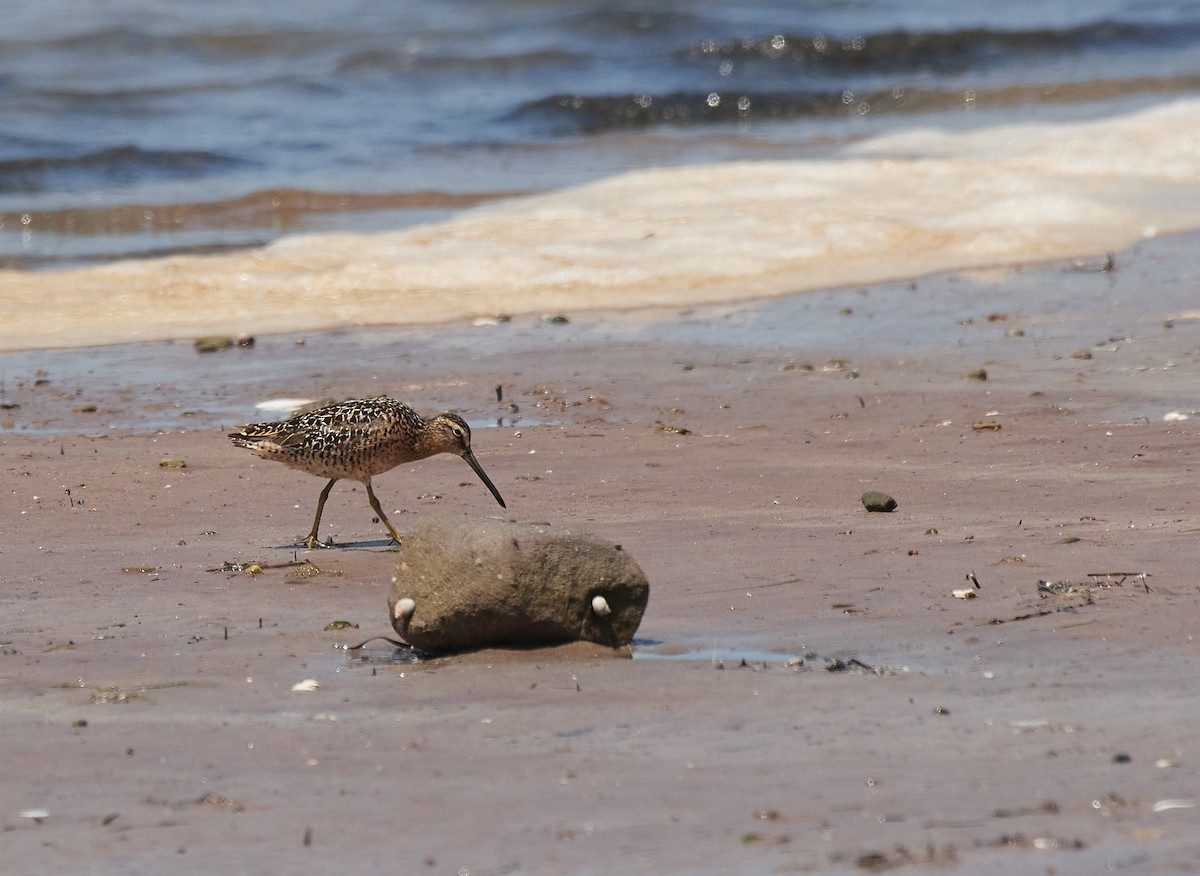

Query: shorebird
[[229, 396, 505, 548]]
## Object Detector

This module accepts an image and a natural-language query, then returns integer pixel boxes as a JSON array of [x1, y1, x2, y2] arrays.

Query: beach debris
[[656, 423, 691, 435], [20, 809, 50, 822], [236, 334, 255, 347], [1072, 348, 1093, 360], [323, 620, 358, 631], [954, 572, 981, 597], [1152, 799, 1195, 813], [990, 571, 1151, 625], [824, 657, 892, 676], [860, 491, 897, 513], [206, 558, 321, 577], [541, 314, 570, 324], [1037, 579, 1085, 597], [388, 517, 649, 653], [971, 420, 1001, 431], [73, 403, 97, 413], [194, 335, 234, 353], [291, 679, 320, 692], [1163, 410, 1194, 422], [1087, 571, 1151, 592], [964, 367, 988, 381], [158, 458, 186, 469], [147, 792, 246, 813]]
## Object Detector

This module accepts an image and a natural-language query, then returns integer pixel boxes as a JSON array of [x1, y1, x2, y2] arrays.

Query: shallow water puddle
[[320, 641, 902, 673], [632, 646, 803, 668]]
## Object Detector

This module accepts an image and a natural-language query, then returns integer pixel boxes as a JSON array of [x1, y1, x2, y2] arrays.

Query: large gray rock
[[388, 517, 649, 653]]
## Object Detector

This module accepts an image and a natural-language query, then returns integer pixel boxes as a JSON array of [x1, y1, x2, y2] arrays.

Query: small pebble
[[194, 335, 234, 353]]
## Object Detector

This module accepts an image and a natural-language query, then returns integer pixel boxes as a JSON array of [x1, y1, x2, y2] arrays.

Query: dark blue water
[[2, 0, 1198, 268]]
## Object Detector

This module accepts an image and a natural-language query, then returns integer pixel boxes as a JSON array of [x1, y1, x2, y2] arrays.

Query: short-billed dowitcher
[[229, 396, 505, 548]]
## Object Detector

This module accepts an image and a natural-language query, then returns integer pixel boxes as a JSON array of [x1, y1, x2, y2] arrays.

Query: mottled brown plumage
[[229, 396, 505, 547]]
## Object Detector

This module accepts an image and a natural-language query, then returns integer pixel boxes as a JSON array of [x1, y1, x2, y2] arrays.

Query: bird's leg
[[364, 479, 402, 545], [305, 478, 338, 549]]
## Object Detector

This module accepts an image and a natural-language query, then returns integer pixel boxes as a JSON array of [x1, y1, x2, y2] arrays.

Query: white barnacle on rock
[[394, 597, 416, 620], [591, 595, 612, 616]]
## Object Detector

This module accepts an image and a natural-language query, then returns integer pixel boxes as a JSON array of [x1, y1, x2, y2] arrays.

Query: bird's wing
[[277, 402, 399, 453]]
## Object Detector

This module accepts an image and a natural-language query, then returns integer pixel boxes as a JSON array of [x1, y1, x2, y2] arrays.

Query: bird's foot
[[303, 535, 335, 550]]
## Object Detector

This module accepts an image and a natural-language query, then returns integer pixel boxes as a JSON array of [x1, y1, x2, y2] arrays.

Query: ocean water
[[1, 1, 1200, 348]]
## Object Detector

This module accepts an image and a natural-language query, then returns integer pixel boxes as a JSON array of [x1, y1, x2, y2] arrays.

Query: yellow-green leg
[[365, 479, 402, 545], [305, 478, 338, 549]]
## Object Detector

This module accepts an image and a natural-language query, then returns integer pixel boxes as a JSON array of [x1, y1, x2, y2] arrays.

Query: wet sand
[[3, 233, 1200, 874]]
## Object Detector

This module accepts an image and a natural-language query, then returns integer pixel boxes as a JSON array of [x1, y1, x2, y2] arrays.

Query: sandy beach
[[3, 228, 1200, 874]]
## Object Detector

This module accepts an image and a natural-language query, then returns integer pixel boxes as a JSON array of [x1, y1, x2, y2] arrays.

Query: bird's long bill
[[462, 449, 506, 508]]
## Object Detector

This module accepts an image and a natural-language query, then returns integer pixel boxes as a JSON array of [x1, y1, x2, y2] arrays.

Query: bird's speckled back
[[230, 397, 471, 482]]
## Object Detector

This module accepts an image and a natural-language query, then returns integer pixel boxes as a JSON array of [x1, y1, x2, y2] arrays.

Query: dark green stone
[[861, 491, 898, 513]]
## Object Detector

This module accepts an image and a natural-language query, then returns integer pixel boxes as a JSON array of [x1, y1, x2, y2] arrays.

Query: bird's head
[[430, 412, 506, 508]]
